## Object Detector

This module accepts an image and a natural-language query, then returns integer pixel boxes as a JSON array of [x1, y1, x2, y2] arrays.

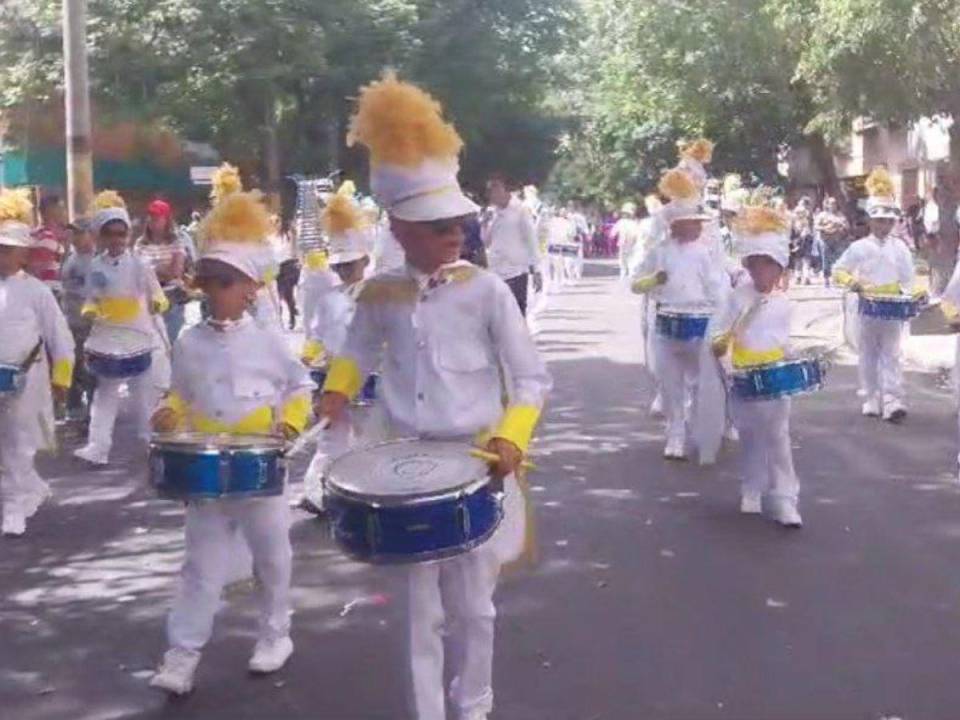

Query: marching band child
[[300, 192, 372, 514], [149, 189, 312, 695], [832, 168, 917, 423], [631, 168, 725, 459], [73, 191, 169, 466], [318, 73, 551, 720], [0, 189, 74, 536], [711, 204, 802, 527]]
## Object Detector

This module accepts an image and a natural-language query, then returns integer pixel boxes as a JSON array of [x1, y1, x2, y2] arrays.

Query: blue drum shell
[[150, 447, 285, 499], [86, 350, 152, 379], [325, 483, 502, 564], [359, 373, 379, 403], [0, 366, 22, 395], [858, 296, 920, 320], [732, 359, 823, 401], [655, 313, 709, 341]]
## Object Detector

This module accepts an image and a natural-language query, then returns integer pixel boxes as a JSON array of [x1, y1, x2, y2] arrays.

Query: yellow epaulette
[[357, 277, 419, 305]]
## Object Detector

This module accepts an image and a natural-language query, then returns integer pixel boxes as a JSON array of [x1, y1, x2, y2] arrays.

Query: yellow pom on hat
[[322, 193, 366, 236], [198, 190, 272, 247], [733, 205, 789, 235], [347, 71, 463, 167], [210, 163, 243, 205], [0, 188, 33, 224], [865, 167, 895, 199], [92, 190, 127, 210], [336, 180, 357, 197], [658, 168, 700, 201], [678, 138, 714, 164]]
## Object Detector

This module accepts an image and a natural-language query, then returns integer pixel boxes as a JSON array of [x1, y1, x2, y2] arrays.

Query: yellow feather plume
[[322, 193, 366, 236], [679, 138, 714, 164], [0, 188, 34, 224], [210, 163, 243, 205], [197, 191, 272, 247], [733, 205, 789, 235], [336, 179, 357, 197], [865, 167, 895, 198], [92, 190, 127, 210], [722, 173, 742, 195], [347, 71, 463, 167], [658, 168, 700, 201]]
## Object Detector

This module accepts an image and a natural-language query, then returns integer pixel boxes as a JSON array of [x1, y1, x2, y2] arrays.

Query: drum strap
[[19, 340, 44, 373]]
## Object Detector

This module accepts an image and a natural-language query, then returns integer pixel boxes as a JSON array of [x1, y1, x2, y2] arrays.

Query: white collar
[[204, 313, 253, 333]]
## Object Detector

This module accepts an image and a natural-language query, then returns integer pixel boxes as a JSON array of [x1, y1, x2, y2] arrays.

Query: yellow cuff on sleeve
[[81, 301, 100, 319], [832, 269, 855, 288], [51, 359, 73, 389], [152, 292, 170, 314], [301, 340, 325, 365], [281, 394, 311, 434], [493, 405, 542, 453], [162, 392, 189, 427], [942, 301, 960, 322], [630, 275, 660, 294], [323, 356, 363, 399]]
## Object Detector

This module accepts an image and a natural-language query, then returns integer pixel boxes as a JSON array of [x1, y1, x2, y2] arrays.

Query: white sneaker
[[740, 494, 762, 514], [882, 400, 907, 424], [649, 393, 664, 418], [861, 398, 881, 417], [663, 437, 686, 460], [2, 507, 26, 536], [772, 500, 803, 528], [73, 444, 109, 466], [248, 636, 293, 674], [150, 647, 200, 695]]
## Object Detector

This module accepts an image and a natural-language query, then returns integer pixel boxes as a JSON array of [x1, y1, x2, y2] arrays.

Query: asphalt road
[[3, 261, 960, 720]]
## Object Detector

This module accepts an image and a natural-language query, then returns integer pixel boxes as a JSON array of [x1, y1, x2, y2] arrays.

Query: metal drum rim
[[323, 438, 492, 506], [150, 432, 286, 454]]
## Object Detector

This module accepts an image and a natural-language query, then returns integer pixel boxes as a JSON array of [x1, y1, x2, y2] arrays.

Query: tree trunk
[[263, 93, 281, 213], [807, 131, 844, 203]]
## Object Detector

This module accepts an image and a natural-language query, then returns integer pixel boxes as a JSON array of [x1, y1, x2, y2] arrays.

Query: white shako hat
[[0, 188, 34, 247], [91, 190, 132, 236], [657, 167, 712, 224], [323, 193, 370, 265], [733, 203, 790, 268], [346, 71, 479, 222], [196, 190, 273, 281], [864, 167, 900, 219]]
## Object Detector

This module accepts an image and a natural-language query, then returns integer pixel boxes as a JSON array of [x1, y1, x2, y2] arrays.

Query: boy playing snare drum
[[73, 191, 169, 466], [832, 168, 918, 423], [318, 73, 551, 720], [631, 168, 726, 460], [0, 189, 74, 536], [148, 189, 312, 695], [711, 204, 802, 528]]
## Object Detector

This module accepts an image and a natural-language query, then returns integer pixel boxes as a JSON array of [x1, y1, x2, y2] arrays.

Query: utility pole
[[62, 0, 94, 219]]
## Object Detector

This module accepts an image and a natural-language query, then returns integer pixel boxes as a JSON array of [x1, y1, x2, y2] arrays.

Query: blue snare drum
[[655, 306, 712, 341], [732, 357, 825, 401], [0, 364, 24, 397], [85, 326, 153, 379], [323, 439, 503, 564], [150, 433, 286, 499], [858, 294, 923, 321]]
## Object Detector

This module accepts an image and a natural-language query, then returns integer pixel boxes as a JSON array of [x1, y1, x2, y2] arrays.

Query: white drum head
[[86, 325, 154, 356], [326, 439, 490, 501]]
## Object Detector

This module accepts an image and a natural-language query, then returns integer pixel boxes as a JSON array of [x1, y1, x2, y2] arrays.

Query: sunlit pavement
[[4, 260, 960, 720]]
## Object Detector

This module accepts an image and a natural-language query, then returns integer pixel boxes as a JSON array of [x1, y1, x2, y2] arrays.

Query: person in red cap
[[137, 199, 190, 341]]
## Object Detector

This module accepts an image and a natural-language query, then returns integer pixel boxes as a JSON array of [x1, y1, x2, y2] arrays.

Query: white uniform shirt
[[312, 283, 360, 357], [340, 263, 551, 438], [633, 239, 725, 308], [482, 198, 540, 281], [712, 280, 792, 357], [170, 315, 312, 428], [301, 267, 340, 348], [612, 217, 643, 257], [87, 250, 164, 336], [833, 234, 915, 290]]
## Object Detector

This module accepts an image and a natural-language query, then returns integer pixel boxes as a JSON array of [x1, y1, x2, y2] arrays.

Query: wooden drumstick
[[285, 416, 331, 458], [469, 448, 536, 471]]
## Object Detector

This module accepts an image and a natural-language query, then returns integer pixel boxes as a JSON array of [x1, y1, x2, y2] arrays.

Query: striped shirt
[[27, 224, 68, 288]]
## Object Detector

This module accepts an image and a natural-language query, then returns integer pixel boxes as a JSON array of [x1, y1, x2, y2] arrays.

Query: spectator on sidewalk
[[136, 199, 190, 342], [790, 196, 817, 284], [814, 196, 849, 287], [28, 193, 69, 298]]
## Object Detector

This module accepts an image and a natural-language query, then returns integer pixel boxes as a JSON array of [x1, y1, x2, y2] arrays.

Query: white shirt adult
[[482, 197, 539, 281]]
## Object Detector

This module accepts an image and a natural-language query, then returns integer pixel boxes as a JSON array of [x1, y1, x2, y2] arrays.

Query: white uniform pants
[[408, 545, 500, 720], [86, 371, 157, 456], [858, 316, 904, 406], [166, 495, 292, 651], [733, 397, 798, 501], [653, 335, 702, 442], [0, 408, 46, 516]]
